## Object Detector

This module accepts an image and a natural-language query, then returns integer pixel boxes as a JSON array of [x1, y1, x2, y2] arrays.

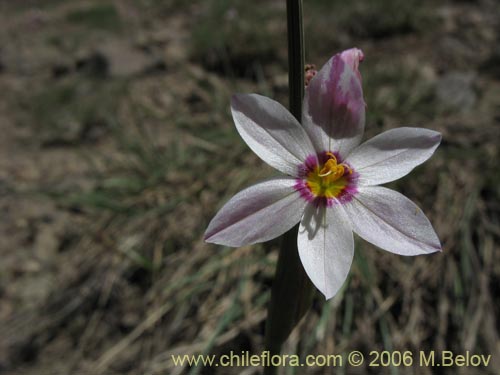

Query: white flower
[[204, 48, 442, 299]]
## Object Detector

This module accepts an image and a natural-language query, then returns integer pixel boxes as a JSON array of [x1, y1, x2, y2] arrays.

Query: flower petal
[[346, 127, 441, 186], [303, 48, 365, 158], [231, 94, 317, 177], [344, 186, 441, 255], [298, 204, 354, 299], [205, 178, 306, 247]]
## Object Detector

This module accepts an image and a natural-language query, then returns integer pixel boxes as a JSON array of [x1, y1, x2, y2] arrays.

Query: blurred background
[[0, 0, 499, 374]]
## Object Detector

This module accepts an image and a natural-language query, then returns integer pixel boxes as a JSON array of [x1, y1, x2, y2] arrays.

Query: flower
[[204, 48, 442, 299]]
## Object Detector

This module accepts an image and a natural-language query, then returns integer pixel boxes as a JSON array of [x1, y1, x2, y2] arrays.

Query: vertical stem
[[264, 1, 314, 374], [287, 0, 304, 120]]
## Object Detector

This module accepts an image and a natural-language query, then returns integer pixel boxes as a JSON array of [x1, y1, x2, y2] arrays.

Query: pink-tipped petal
[[231, 94, 317, 177], [344, 186, 442, 255], [340, 48, 364, 81], [298, 204, 354, 300], [303, 48, 366, 157], [346, 127, 441, 186], [205, 178, 306, 247]]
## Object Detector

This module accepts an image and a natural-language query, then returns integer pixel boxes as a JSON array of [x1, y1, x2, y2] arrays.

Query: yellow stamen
[[318, 159, 337, 176], [305, 152, 353, 199], [318, 153, 347, 181], [325, 152, 337, 163]]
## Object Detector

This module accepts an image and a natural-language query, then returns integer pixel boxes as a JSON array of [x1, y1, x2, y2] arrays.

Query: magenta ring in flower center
[[294, 151, 358, 207]]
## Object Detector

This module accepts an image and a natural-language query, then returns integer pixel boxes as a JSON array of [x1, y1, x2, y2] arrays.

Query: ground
[[0, 0, 499, 374]]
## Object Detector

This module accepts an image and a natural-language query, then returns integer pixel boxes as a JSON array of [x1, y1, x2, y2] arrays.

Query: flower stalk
[[287, 0, 304, 121], [263, 0, 315, 371]]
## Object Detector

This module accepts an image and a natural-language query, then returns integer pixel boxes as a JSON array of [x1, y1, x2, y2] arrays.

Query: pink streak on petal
[[329, 52, 365, 134], [294, 179, 315, 203], [304, 48, 366, 156], [340, 48, 364, 82]]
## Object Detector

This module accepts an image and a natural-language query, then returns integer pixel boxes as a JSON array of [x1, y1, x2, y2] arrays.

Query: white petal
[[346, 127, 441, 186], [205, 178, 306, 247], [298, 204, 354, 299], [303, 49, 365, 157], [344, 186, 441, 255], [231, 94, 317, 177]]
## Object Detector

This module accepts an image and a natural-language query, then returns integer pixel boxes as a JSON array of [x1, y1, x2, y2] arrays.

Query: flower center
[[294, 152, 357, 207], [306, 152, 352, 199]]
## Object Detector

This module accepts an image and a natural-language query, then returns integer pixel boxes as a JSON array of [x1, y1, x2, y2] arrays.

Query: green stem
[[287, 0, 304, 120], [263, 1, 314, 374]]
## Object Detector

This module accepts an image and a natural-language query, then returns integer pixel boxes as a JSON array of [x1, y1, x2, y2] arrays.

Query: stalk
[[263, 1, 315, 373]]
